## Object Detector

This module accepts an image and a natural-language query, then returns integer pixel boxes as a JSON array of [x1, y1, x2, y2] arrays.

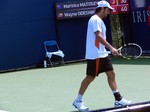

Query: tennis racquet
[[99, 43, 142, 59]]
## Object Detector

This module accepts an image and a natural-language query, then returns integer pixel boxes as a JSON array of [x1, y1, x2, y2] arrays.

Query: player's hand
[[110, 47, 119, 56]]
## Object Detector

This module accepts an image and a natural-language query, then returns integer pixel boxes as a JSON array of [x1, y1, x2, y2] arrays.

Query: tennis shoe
[[73, 101, 89, 112], [114, 98, 133, 107]]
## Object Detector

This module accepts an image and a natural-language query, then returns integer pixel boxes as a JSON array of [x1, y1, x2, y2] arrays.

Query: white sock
[[112, 89, 119, 94], [75, 94, 82, 102]]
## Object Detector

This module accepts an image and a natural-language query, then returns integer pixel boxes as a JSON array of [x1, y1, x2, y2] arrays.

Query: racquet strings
[[120, 44, 142, 59]]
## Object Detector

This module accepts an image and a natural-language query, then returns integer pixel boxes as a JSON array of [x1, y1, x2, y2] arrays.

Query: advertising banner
[[56, 0, 99, 19]]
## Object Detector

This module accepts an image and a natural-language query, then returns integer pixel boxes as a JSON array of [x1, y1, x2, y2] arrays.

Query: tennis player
[[73, 1, 132, 111]]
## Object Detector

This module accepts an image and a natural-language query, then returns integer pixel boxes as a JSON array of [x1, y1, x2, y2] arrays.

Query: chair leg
[[61, 58, 65, 65], [48, 59, 53, 67]]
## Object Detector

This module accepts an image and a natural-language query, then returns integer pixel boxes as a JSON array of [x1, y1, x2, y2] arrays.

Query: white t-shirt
[[85, 15, 108, 59]]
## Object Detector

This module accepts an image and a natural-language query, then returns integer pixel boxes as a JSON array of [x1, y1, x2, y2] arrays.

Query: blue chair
[[44, 40, 65, 67]]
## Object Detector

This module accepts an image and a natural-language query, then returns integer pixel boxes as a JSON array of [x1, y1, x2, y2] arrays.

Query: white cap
[[97, 1, 114, 10]]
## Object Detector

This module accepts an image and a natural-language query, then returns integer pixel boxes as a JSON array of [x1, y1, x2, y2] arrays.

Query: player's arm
[[94, 30, 119, 55]]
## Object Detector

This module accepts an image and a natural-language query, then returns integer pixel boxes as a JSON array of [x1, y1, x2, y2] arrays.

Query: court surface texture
[[0, 58, 149, 112]]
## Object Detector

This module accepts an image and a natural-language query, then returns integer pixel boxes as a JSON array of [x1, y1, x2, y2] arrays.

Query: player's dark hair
[[95, 7, 107, 14]]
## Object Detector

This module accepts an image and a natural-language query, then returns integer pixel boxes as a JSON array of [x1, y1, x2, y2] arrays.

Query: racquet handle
[[98, 51, 111, 54]]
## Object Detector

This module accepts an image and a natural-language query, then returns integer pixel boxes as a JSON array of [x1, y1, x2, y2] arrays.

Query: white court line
[[0, 110, 9, 112]]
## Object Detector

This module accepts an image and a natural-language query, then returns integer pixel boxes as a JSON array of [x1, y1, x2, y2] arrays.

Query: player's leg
[[74, 75, 95, 103], [105, 70, 132, 107], [105, 70, 122, 100], [79, 75, 96, 96], [102, 57, 122, 100], [73, 59, 97, 111], [73, 75, 95, 111]]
